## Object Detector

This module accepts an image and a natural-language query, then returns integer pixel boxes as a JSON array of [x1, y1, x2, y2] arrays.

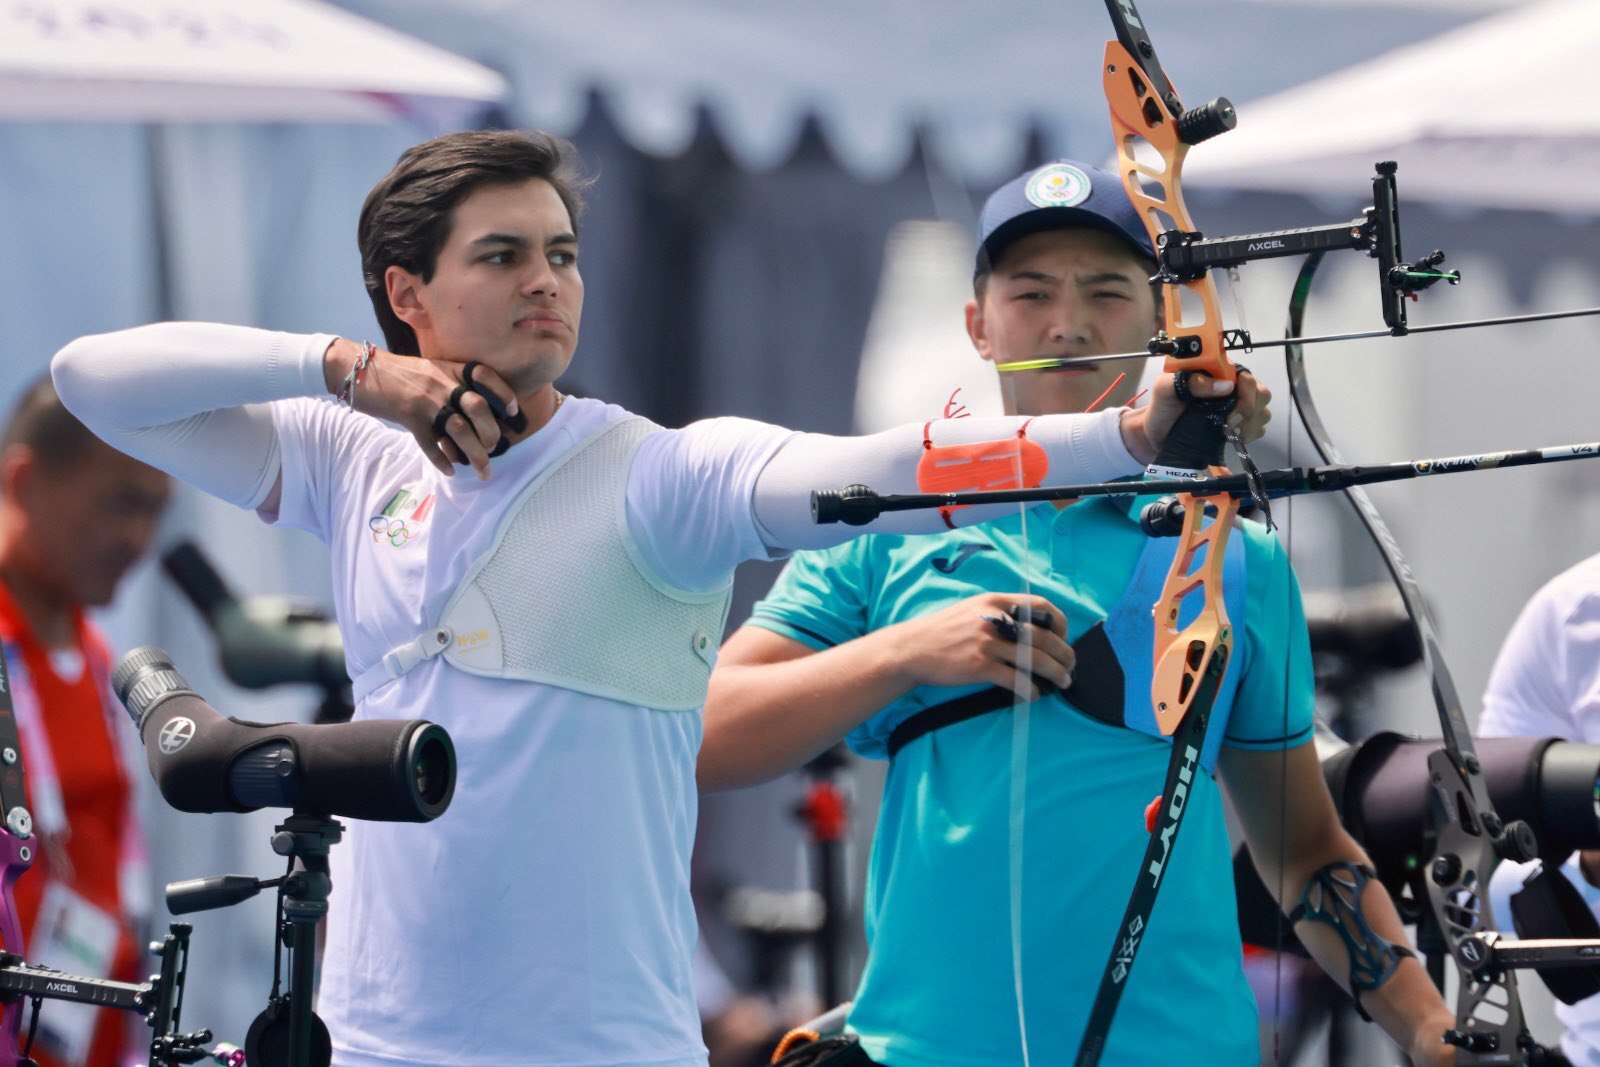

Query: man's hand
[[1119, 367, 1272, 466], [322, 339, 519, 479], [1406, 1007, 1458, 1067], [888, 592, 1073, 701]]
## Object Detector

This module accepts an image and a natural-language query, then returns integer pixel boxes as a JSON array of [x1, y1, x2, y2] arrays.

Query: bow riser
[[1150, 478, 1238, 736], [1103, 41, 1234, 385]]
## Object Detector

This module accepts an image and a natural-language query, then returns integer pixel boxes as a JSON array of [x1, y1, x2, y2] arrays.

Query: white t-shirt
[[269, 394, 790, 1067], [1481, 551, 1600, 1066]]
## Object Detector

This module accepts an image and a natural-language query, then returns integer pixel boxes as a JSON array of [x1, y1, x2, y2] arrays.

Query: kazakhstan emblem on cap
[[1025, 163, 1092, 209]]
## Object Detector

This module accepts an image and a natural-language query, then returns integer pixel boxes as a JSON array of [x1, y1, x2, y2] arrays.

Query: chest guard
[[885, 517, 1249, 770], [352, 417, 732, 709], [1095, 522, 1249, 773]]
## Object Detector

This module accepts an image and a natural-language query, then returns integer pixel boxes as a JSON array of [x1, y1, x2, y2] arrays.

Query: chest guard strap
[[885, 623, 1123, 758], [886, 521, 1248, 762]]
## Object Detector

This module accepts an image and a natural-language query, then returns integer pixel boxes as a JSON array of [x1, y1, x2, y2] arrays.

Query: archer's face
[[389, 177, 583, 392], [967, 227, 1159, 417]]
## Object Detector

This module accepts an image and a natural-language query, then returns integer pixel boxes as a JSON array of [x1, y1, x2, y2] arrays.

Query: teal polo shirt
[[745, 494, 1314, 1067]]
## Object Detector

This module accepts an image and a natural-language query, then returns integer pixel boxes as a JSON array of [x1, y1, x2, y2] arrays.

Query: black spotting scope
[[162, 542, 348, 691], [113, 647, 454, 822], [1237, 731, 1600, 953], [1325, 731, 1600, 874]]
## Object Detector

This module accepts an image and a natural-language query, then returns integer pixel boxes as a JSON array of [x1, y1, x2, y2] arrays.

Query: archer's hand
[[1407, 1011, 1458, 1067], [887, 593, 1073, 701], [323, 339, 519, 479], [1121, 368, 1273, 465]]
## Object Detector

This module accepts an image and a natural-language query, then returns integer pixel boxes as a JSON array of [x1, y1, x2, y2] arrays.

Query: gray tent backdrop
[[1, 0, 1595, 1054]]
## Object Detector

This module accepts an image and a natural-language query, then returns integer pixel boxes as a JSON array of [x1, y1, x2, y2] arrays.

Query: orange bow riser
[[1102, 23, 1241, 738]]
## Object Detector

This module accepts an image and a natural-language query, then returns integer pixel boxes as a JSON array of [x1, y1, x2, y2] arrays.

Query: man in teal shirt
[[700, 161, 1455, 1065]]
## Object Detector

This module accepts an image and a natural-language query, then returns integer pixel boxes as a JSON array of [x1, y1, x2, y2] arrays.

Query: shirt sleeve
[[625, 416, 797, 592], [1480, 578, 1584, 739], [52, 323, 332, 510], [268, 397, 395, 540], [743, 541, 874, 652], [750, 409, 1136, 552], [1224, 530, 1316, 751]]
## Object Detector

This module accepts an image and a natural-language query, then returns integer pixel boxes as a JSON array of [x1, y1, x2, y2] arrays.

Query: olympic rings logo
[[369, 515, 418, 548]]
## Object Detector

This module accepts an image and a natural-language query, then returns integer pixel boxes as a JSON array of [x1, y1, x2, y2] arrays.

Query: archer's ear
[[385, 265, 430, 333], [966, 298, 995, 363]]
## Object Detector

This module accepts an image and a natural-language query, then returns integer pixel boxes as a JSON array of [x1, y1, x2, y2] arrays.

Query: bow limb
[[1285, 254, 1532, 1061]]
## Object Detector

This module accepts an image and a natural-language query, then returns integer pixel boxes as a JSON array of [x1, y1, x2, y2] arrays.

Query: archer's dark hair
[[1, 374, 101, 472], [358, 130, 592, 355]]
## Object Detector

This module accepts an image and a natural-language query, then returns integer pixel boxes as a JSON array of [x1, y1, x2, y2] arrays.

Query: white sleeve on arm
[[1480, 582, 1583, 739], [52, 322, 333, 509], [752, 407, 1137, 551]]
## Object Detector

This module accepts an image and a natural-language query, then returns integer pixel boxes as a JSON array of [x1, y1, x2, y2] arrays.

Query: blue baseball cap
[[975, 160, 1154, 275]]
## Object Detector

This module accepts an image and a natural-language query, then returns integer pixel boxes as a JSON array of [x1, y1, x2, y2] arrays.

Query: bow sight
[[1152, 160, 1459, 353]]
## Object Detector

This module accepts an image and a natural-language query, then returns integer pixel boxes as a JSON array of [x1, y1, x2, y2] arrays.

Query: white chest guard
[[352, 417, 732, 709]]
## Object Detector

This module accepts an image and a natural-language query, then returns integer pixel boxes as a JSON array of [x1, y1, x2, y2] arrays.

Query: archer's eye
[[551, 249, 578, 268]]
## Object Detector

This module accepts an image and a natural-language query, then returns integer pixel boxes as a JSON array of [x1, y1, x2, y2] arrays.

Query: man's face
[[393, 177, 583, 391], [16, 443, 171, 607], [966, 227, 1159, 417]]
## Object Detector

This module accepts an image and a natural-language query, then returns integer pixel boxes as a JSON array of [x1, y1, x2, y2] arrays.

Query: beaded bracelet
[[336, 340, 376, 409]]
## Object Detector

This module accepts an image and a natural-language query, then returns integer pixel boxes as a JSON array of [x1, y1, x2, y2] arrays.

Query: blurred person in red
[[0, 374, 171, 1067]]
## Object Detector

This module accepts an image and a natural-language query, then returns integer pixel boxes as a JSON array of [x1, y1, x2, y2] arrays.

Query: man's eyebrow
[[1003, 269, 1061, 284], [468, 232, 579, 249], [1076, 270, 1139, 286], [470, 232, 529, 249]]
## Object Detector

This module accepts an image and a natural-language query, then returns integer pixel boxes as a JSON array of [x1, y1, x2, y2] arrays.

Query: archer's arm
[[1222, 743, 1455, 1066], [700, 592, 1072, 792], [52, 325, 517, 511]]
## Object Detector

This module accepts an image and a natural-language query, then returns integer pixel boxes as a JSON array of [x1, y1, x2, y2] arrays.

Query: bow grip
[[1151, 371, 1234, 471]]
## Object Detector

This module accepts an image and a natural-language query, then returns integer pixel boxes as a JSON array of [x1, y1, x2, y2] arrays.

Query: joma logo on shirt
[[930, 542, 995, 574]]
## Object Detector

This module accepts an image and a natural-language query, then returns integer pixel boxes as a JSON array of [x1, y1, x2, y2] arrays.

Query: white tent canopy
[[331, 0, 1487, 184], [1185, 0, 1600, 214], [0, 0, 506, 127]]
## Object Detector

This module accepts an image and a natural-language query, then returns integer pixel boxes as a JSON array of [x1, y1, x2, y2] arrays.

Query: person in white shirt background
[[1483, 552, 1600, 1067]]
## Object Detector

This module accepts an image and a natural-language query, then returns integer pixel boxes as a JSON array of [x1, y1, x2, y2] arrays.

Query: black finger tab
[[463, 365, 527, 434], [1008, 605, 1054, 633], [982, 613, 1020, 644], [431, 404, 458, 439], [450, 381, 509, 457]]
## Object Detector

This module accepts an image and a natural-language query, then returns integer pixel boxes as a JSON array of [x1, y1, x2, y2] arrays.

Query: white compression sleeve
[[751, 408, 1138, 552], [52, 322, 333, 509]]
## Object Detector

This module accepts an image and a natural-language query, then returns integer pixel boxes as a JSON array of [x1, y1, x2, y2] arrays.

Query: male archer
[[699, 160, 1455, 1065]]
